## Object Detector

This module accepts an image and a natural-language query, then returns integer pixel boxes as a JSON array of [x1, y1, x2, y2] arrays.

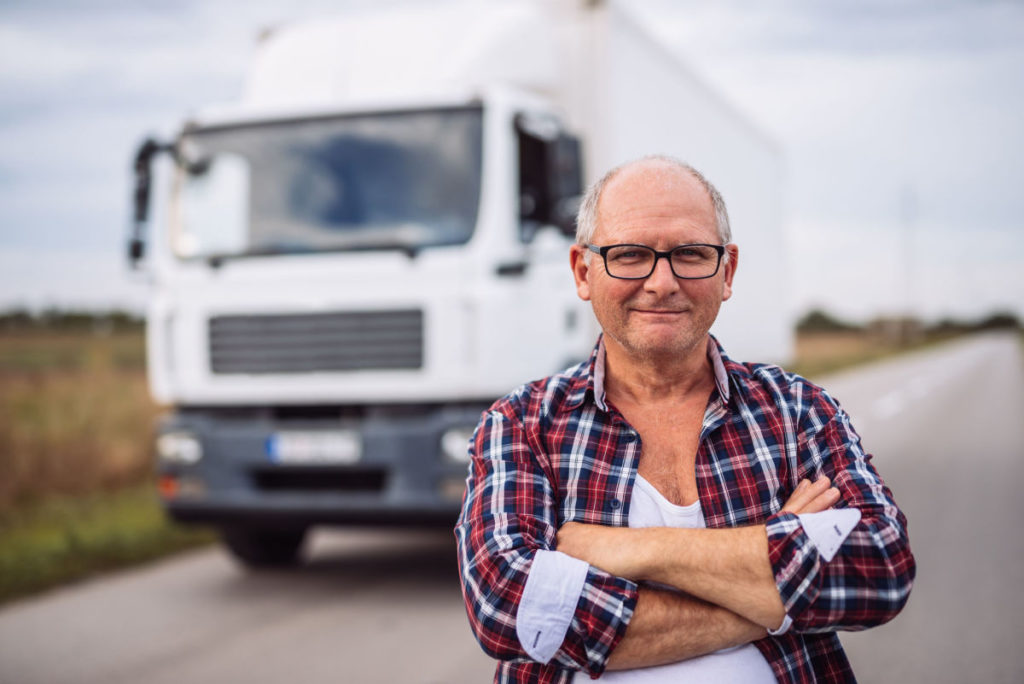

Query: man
[[455, 156, 915, 683]]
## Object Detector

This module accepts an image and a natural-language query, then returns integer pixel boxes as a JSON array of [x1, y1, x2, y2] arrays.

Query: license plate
[[266, 431, 361, 465]]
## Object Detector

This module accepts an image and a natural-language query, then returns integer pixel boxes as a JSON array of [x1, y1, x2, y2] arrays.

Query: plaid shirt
[[456, 336, 915, 683]]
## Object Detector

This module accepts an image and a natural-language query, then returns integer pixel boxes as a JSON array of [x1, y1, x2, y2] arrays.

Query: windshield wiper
[[203, 240, 422, 268]]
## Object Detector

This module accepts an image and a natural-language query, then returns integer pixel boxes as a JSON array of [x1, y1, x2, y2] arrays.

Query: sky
[[0, 0, 1022, 323]]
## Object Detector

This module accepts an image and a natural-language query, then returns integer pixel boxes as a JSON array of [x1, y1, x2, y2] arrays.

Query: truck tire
[[220, 527, 307, 568]]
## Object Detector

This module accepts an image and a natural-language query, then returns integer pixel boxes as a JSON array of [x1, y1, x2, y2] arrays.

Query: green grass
[[0, 330, 210, 606], [0, 484, 213, 605]]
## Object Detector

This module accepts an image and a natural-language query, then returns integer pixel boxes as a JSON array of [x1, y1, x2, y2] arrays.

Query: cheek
[[687, 279, 726, 303]]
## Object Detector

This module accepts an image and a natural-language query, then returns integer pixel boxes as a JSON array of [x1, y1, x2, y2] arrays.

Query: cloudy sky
[[1, 0, 1022, 323]]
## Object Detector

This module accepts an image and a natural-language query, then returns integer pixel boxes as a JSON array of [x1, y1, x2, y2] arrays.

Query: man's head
[[576, 155, 732, 247], [569, 156, 739, 363]]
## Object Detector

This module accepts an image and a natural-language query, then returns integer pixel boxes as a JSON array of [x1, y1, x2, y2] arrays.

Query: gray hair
[[575, 155, 732, 247]]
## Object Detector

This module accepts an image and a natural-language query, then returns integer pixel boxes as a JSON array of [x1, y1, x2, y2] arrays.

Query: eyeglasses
[[586, 243, 726, 280]]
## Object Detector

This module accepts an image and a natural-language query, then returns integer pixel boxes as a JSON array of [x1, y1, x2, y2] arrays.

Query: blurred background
[[1, 1, 1022, 683], [2, 0, 1022, 319]]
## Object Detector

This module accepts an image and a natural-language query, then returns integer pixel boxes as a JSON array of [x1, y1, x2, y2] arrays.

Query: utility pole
[[900, 183, 918, 343]]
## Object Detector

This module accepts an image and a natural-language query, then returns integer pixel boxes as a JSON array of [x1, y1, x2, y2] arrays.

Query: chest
[[619, 402, 705, 506], [549, 402, 793, 529]]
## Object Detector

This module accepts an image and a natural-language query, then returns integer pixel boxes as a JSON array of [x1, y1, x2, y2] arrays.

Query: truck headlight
[[156, 432, 203, 465], [441, 427, 475, 463]]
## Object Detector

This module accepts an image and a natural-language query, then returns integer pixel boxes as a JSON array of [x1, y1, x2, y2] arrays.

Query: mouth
[[631, 308, 688, 317]]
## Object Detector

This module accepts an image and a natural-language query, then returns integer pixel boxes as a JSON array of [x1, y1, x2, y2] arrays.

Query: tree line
[[796, 308, 1021, 334], [0, 308, 144, 334]]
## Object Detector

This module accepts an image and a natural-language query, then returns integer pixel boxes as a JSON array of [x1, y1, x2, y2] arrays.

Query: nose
[[643, 254, 681, 296]]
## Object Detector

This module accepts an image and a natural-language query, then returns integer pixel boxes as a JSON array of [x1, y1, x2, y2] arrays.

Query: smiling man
[[456, 156, 915, 683]]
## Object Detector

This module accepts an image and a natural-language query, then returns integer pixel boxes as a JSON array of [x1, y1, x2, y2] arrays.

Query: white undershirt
[[571, 474, 777, 683]]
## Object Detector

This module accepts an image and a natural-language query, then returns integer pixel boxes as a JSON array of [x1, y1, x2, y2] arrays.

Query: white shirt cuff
[[768, 614, 793, 636], [516, 549, 590, 663], [797, 508, 862, 562]]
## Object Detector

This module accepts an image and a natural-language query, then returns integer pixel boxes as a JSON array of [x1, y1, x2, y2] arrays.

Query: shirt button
[[609, 499, 622, 510]]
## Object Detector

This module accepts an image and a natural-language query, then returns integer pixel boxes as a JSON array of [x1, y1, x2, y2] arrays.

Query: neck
[[602, 335, 714, 405]]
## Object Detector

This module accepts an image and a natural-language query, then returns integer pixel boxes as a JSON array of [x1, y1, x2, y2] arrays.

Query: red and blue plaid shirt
[[456, 335, 915, 683]]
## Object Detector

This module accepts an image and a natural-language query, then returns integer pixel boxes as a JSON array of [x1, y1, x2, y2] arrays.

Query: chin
[[623, 331, 704, 359]]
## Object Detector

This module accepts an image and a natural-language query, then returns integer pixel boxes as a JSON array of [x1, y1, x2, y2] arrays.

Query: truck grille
[[209, 310, 424, 374]]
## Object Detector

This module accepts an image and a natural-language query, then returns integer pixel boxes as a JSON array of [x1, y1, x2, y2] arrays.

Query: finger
[[803, 486, 841, 514], [784, 477, 824, 511], [782, 477, 832, 514]]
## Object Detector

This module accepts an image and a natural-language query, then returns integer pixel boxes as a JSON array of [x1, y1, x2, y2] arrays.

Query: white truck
[[131, 0, 788, 567]]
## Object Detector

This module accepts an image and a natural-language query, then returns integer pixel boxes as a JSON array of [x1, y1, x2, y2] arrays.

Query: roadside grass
[[0, 330, 213, 606], [0, 331, 156, 508], [0, 484, 213, 604]]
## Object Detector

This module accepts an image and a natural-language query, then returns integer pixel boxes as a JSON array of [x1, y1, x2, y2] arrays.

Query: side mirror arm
[[129, 137, 172, 268]]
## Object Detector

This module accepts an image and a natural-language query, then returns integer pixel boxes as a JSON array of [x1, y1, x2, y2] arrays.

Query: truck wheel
[[220, 527, 307, 568]]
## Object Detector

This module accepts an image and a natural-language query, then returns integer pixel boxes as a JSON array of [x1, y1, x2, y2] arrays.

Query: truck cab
[[135, 81, 593, 566]]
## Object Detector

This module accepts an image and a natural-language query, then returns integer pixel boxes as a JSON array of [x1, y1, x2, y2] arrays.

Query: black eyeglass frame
[[585, 243, 727, 280]]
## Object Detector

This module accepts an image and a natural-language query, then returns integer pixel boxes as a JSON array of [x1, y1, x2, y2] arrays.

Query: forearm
[[607, 586, 766, 670], [559, 523, 786, 629], [645, 525, 786, 629]]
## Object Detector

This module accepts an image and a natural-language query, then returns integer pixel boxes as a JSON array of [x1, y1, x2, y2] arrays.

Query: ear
[[569, 244, 592, 301], [721, 244, 739, 302]]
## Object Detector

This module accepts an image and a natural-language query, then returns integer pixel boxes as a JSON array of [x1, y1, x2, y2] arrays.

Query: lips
[[631, 308, 687, 316]]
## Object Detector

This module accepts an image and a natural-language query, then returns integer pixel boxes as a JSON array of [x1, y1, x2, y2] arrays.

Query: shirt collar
[[565, 334, 733, 413], [706, 335, 732, 403]]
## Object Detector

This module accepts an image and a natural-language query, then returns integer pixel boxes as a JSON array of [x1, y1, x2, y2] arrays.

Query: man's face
[[570, 162, 738, 362]]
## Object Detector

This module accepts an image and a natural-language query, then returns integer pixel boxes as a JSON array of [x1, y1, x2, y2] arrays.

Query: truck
[[130, 0, 788, 568]]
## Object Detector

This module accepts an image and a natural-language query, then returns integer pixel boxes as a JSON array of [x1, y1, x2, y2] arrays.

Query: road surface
[[1, 332, 1021, 683]]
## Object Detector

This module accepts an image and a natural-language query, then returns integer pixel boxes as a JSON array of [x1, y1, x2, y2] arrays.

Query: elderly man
[[455, 156, 915, 683]]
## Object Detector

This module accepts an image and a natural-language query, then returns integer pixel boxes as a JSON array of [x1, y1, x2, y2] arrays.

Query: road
[[1, 332, 1021, 683]]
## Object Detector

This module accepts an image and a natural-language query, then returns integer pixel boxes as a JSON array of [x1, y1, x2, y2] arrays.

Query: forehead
[[595, 162, 718, 244]]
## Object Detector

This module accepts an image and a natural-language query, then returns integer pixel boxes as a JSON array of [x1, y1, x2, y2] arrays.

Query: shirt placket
[[695, 391, 738, 529], [603, 421, 640, 526]]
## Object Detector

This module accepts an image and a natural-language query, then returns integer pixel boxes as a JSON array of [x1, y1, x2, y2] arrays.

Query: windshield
[[172, 106, 484, 259]]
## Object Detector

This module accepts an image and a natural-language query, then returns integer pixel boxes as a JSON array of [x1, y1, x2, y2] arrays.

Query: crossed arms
[[455, 395, 916, 677], [558, 477, 838, 670]]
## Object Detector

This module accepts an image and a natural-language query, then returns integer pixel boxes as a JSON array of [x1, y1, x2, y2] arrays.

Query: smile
[[632, 308, 686, 316]]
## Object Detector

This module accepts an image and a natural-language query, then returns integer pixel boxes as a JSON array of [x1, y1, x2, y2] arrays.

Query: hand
[[781, 476, 840, 514], [556, 522, 648, 579]]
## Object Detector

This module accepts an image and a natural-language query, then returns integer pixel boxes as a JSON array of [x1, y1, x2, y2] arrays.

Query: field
[[0, 331, 157, 508], [0, 330, 210, 604]]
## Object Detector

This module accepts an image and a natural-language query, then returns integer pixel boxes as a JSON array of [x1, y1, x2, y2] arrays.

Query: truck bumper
[[155, 403, 486, 529]]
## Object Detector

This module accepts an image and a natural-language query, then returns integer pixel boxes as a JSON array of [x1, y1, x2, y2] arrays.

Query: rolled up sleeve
[[455, 406, 638, 677], [765, 394, 916, 633]]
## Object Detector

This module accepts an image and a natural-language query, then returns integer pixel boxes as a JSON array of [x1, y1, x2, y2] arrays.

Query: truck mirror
[[129, 138, 168, 268], [546, 134, 583, 237], [551, 195, 581, 237], [515, 116, 583, 238]]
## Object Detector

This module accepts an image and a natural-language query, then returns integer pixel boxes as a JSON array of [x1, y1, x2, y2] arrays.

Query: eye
[[607, 246, 649, 263], [672, 245, 714, 261]]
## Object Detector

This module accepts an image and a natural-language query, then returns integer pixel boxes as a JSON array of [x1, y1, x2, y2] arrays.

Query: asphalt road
[[1, 332, 1021, 683]]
